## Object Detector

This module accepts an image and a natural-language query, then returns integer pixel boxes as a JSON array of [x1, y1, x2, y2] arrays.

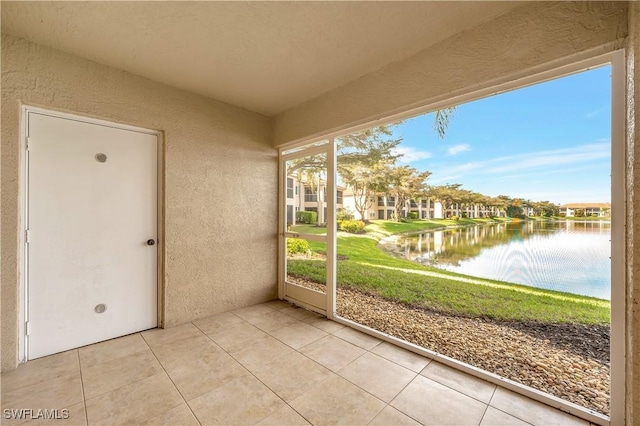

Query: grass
[[288, 219, 611, 325], [556, 216, 611, 221]]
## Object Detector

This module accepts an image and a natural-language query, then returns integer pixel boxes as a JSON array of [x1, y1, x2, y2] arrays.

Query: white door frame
[[278, 141, 336, 316], [277, 50, 625, 425], [18, 105, 165, 363]]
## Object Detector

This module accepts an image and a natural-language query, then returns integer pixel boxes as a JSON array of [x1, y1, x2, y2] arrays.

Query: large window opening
[[338, 65, 612, 417], [281, 57, 622, 423]]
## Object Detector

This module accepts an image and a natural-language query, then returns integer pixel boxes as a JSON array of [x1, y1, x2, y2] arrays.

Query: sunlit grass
[[288, 219, 610, 325]]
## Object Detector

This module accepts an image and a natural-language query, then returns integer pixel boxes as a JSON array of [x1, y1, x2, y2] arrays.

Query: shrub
[[337, 208, 355, 221], [296, 211, 317, 224], [407, 212, 418, 220], [451, 215, 460, 221], [287, 238, 311, 256], [339, 220, 366, 234]]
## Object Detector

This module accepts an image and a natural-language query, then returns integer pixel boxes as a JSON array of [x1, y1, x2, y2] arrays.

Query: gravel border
[[288, 277, 610, 415]]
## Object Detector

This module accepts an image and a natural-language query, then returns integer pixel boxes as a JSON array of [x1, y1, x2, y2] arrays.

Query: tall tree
[[337, 125, 402, 221], [428, 184, 463, 218], [383, 166, 431, 221]]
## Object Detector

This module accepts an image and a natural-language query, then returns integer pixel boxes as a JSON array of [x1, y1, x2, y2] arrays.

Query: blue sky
[[390, 65, 611, 204]]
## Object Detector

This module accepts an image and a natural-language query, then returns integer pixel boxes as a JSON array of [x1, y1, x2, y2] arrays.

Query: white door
[[27, 111, 158, 359]]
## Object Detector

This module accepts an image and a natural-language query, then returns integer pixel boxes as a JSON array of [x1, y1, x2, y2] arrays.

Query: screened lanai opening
[[282, 143, 332, 314], [281, 57, 621, 424], [335, 65, 613, 417]]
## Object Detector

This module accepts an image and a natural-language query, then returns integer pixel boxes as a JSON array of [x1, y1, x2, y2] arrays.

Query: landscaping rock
[[288, 277, 611, 416]]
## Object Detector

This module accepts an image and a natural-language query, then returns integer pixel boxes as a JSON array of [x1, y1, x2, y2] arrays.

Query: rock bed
[[287, 277, 610, 415]]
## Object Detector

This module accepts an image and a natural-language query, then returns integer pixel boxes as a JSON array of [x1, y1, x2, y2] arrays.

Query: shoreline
[[372, 218, 611, 303]]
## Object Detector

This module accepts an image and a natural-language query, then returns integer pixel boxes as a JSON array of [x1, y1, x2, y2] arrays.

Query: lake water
[[380, 221, 611, 300]]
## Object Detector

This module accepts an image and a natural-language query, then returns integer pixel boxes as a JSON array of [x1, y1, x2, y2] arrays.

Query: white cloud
[[437, 143, 608, 178], [431, 175, 463, 183], [446, 162, 484, 174], [585, 107, 608, 118], [447, 144, 471, 156], [392, 146, 432, 163], [485, 143, 610, 174], [495, 164, 608, 181]]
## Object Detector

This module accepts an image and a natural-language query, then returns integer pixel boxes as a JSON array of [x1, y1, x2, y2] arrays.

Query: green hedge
[[296, 211, 318, 224], [287, 238, 311, 256], [338, 220, 366, 234]]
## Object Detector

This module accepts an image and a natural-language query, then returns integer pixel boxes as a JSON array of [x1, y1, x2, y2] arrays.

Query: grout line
[[194, 319, 310, 425], [477, 400, 491, 426], [76, 349, 90, 426], [141, 330, 202, 426]]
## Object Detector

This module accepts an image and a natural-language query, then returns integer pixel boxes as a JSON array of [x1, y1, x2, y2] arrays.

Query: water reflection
[[381, 221, 611, 299]]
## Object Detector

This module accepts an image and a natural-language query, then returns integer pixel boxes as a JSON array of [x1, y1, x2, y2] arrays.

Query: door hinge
[[26, 137, 32, 151], [25, 321, 30, 336], [25, 229, 30, 243]]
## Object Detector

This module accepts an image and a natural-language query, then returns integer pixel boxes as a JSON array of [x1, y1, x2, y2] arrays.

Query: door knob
[[147, 239, 156, 246]]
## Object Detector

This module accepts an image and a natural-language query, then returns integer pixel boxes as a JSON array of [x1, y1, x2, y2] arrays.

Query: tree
[[340, 163, 390, 221], [337, 126, 402, 221], [433, 108, 456, 139], [383, 166, 431, 221], [428, 184, 463, 218]]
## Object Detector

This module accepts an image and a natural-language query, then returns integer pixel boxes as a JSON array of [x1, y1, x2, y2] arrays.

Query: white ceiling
[[2, 1, 521, 116]]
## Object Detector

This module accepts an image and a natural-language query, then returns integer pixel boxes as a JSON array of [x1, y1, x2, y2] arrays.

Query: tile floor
[[1, 300, 593, 426]]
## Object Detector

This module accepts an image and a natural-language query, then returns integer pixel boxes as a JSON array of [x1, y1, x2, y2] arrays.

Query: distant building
[[559, 202, 611, 217], [342, 188, 506, 220], [285, 176, 344, 225]]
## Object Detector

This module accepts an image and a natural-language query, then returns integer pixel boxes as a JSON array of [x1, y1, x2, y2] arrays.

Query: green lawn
[[288, 219, 610, 325], [555, 216, 611, 221]]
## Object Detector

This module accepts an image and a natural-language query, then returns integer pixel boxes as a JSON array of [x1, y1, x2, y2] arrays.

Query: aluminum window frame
[[277, 50, 625, 425]]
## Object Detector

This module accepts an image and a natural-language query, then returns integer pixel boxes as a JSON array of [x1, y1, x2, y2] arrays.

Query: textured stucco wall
[[626, 3, 639, 424], [1, 35, 277, 371], [274, 1, 628, 145]]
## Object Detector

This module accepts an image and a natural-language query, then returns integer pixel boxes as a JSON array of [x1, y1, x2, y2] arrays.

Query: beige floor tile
[[289, 375, 385, 426], [21, 402, 87, 426], [279, 306, 318, 320], [85, 373, 183, 425], [338, 352, 416, 402], [370, 341, 430, 372], [81, 349, 163, 399], [257, 404, 311, 426], [421, 361, 496, 403], [480, 406, 532, 426], [391, 375, 487, 425], [263, 300, 294, 311], [193, 311, 246, 335], [166, 350, 249, 401], [246, 309, 301, 333], [233, 304, 277, 321], [269, 321, 328, 349], [78, 333, 148, 367], [490, 387, 588, 426], [253, 351, 334, 402], [368, 406, 421, 425], [1, 350, 79, 393], [304, 317, 345, 333], [2, 373, 84, 426], [140, 403, 200, 426], [300, 335, 366, 372], [229, 334, 294, 371], [150, 333, 221, 371], [333, 327, 382, 350], [188, 374, 284, 425], [206, 321, 269, 352], [141, 323, 203, 348]]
